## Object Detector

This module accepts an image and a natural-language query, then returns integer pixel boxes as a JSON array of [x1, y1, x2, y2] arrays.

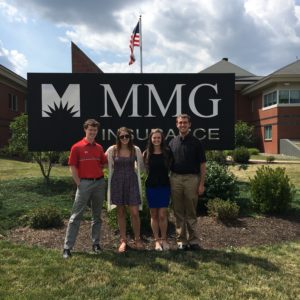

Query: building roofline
[[0, 64, 27, 88]]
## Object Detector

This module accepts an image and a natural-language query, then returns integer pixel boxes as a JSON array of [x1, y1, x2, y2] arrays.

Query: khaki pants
[[170, 173, 200, 245]]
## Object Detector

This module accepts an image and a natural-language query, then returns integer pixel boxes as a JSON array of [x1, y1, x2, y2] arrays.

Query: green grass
[[0, 158, 69, 181], [0, 240, 299, 299], [1, 158, 300, 299], [0, 177, 75, 233], [250, 154, 300, 161]]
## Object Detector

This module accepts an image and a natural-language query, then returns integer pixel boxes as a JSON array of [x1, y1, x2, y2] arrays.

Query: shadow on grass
[[77, 247, 279, 273]]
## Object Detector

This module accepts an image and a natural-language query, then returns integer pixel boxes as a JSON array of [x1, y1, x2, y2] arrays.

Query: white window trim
[[264, 125, 272, 141]]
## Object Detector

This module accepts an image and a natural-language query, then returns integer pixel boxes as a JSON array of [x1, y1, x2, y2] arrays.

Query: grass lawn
[[0, 158, 300, 299], [0, 240, 299, 299]]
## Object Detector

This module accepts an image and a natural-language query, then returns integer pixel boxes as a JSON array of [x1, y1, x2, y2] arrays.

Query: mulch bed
[[6, 212, 300, 252]]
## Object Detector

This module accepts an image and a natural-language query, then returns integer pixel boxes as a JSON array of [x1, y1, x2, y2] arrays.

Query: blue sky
[[1, 0, 300, 79]]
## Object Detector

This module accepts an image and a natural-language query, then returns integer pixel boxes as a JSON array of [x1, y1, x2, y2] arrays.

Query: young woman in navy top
[[143, 129, 172, 251]]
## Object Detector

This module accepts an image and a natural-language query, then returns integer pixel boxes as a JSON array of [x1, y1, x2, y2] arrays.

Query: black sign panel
[[28, 73, 235, 151]]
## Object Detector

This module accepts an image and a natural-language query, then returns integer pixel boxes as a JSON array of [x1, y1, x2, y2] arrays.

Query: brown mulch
[[6, 211, 300, 252]]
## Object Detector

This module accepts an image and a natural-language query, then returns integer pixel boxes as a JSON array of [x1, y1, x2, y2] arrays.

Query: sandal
[[118, 239, 127, 253], [154, 239, 163, 251], [134, 238, 144, 250], [161, 239, 170, 251]]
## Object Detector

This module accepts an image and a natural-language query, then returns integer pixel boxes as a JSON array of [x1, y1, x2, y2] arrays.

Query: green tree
[[235, 120, 254, 148], [8, 114, 60, 184]]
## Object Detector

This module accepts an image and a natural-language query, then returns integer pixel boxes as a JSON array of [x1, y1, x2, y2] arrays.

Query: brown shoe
[[135, 238, 144, 250], [161, 239, 170, 251]]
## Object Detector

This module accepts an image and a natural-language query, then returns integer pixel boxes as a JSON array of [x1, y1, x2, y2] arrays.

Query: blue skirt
[[146, 186, 171, 208]]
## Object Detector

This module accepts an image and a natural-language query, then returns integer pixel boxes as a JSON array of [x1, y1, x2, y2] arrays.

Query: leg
[[158, 207, 169, 250], [150, 208, 162, 250], [129, 205, 143, 249], [117, 205, 127, 252], [90, 179, 106, 246], [184, 175, 201, 245], [170, 174, 188, 246], [64, 181, 90, 250]]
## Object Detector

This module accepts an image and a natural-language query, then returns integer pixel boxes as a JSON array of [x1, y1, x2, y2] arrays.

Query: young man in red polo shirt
[[63, 119, 107, 259]]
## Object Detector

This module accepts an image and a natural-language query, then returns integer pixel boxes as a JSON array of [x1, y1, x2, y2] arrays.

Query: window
[[263, 91, 277, 107], [279, 90, 289, 104], [264, 89, 300, 107], [290, 90, 300, 103], [264, 125, 272, 140], [8, 94, 18, 112]]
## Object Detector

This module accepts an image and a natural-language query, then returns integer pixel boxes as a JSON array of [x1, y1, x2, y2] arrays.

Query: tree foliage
[[235, 120, 254, 148], [8, 114, 60, 184]]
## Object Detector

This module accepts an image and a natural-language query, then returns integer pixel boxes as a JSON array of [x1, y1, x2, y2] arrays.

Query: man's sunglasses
[[119, 134, 130, 140]]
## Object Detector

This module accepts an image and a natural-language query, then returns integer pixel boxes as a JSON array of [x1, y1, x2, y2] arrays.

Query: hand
[[198, 184, 205, 196]]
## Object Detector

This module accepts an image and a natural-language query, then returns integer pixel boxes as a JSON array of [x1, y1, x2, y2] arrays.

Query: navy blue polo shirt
[[169, 133, 206, 174]]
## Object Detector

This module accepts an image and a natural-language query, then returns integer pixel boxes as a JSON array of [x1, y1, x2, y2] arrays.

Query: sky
[[1, 0, 300, 79]]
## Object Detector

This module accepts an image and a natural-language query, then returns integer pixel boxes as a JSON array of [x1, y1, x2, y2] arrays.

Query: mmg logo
[[41, 84, 80, 117]]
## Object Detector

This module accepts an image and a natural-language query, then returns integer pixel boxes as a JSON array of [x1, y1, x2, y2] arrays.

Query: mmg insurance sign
[[28, 73, 235, 151]]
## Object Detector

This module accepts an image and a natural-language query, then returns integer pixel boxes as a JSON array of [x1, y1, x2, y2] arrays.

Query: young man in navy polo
[[63, 119, 107, 259], [169, 114, 206, 251]]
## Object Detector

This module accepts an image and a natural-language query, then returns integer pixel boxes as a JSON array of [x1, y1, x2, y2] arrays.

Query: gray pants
[[64, 178, 106, 250]]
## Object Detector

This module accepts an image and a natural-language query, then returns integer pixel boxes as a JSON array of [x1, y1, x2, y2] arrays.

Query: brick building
[[0, 64, 27, 148], [0, 44, 299, 154], [202, 58, 300, 155]]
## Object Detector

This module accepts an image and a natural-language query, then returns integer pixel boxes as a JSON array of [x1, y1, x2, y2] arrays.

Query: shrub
[[233, 147, 250, 164], [206, 150, 227, 165], [59, 151, 70, 166], [28, 206, 64, 229], [249, 166, 296, 213], [223, 150, 233, 157], [248, 148, 260, 156], [0, 146, 11, 158], [205, 161, 239, 200], [207, 198, 239, 221], [266, 156, 275, 163], [235, 120, 254, 148]]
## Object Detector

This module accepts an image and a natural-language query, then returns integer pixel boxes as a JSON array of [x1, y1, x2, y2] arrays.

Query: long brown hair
[[143, 128, 171, 168], [115, 127, 135, 156]]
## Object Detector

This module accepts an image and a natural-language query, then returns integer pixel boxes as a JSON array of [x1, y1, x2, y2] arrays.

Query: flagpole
[[139, 15, 143, 73]]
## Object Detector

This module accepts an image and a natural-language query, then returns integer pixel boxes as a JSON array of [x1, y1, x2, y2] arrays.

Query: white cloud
[[0, 41, 28, 77], [0, 0, 27, 22], [2, 0, 300, 75]]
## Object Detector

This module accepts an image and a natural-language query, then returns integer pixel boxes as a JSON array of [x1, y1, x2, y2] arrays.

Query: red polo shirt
[[68, 138, 107, 179]]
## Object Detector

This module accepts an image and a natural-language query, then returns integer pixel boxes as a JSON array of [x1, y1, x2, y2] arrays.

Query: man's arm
[[69, 165, 80, 186], [198, 162, 206, 196]]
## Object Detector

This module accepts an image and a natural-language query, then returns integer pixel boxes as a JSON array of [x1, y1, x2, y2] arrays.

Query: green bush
[[249, 166, 296, 213], [233, 147, 250, 164], [206, 150, 227, 165], [205, 161, 239, 200], [59, 152, 70, 166], [28, 206, 64, 229], [207, 198, 239, 221], [248, 148, 260, 156], [223, 150, 233, 157], [235, 120, 254, 148], [266, 156, 275, 163], [0, 146, 11, 158]]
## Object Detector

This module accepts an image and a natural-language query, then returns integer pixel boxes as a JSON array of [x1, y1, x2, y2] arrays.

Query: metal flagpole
[[139, 15, 143, 73]]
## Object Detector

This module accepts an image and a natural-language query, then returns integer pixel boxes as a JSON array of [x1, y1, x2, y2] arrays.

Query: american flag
[[129, 21, 140, 65]]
